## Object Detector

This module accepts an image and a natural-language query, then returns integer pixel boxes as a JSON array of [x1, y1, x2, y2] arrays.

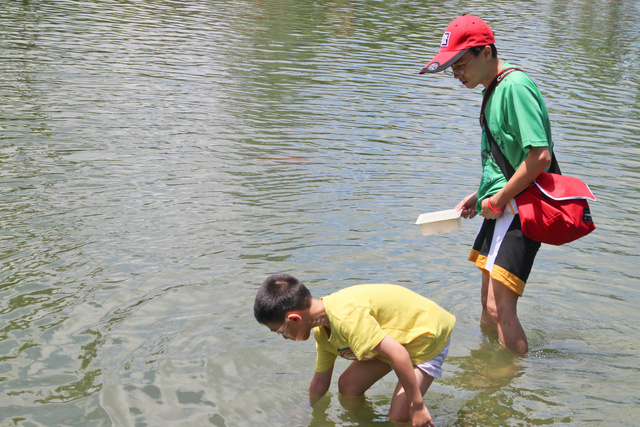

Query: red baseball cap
[[420, 14, 495, 74]]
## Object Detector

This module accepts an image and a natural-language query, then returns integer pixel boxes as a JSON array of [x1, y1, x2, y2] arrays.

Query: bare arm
[[481, 146, 551, 218], [375, 336, 432, 427], [309, 367, 333, 406]]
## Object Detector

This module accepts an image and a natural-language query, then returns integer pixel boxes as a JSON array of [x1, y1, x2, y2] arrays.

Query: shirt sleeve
[[504, 79, 551, 151], [314, 328, 338, 373]]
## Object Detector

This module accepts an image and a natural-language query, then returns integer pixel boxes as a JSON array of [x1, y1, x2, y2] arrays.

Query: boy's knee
[[486, 301, 519, 326], [337, 372, 372, 396], [388, 407, 410, 424], [337, 375, 361, 396], [485, 300, 499, 319]]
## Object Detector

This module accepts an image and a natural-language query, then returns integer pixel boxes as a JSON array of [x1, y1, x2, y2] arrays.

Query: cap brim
[[419, 49, 468, 74]]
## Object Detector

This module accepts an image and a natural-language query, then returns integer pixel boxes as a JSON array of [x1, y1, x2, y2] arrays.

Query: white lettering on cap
[[441, 32, 451, 47]]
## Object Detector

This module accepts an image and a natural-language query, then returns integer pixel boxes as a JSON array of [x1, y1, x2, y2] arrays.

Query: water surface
[[1, 0, 639, 425]]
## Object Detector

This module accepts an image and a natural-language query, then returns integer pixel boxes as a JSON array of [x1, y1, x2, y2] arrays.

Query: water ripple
[[1, 0, 639, 425]]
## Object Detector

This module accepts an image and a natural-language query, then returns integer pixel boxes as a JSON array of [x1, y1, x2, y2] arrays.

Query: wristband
[[487, 197, 505, 214]]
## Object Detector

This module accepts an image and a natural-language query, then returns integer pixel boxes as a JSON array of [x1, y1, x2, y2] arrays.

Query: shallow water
[[1, 0, 639, 426]]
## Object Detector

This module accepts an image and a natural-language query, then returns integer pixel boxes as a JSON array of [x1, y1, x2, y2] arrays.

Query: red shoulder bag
[[481, 68, 596, 245]]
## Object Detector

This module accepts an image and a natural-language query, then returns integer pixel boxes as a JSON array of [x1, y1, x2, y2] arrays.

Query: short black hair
[[254, 274, 312, 324], [470, 44, 498, 58]]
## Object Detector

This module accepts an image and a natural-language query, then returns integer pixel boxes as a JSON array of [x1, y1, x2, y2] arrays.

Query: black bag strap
[[480, 67, 561, 180]]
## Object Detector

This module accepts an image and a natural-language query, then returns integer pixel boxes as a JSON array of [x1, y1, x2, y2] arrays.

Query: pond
[[1, 0, 639, 425]]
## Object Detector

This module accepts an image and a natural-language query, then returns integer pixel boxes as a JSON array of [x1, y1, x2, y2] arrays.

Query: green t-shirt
[[476, 62, 554, 211], [313, 284, 456, 373]]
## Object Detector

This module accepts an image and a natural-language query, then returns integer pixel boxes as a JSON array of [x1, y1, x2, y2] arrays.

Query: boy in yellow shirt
[[254, 274, 456, 427]]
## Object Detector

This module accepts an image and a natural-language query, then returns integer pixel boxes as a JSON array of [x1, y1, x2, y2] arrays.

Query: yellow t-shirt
[[313, 284, 456, 372]]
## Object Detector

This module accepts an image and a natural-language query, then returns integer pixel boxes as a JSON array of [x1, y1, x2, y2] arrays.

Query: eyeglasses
[[275, 319, 289, 336], [444, 54, 477, 77]]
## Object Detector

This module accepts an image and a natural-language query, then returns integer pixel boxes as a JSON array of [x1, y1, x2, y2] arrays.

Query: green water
[[1, 0, 639, 425]]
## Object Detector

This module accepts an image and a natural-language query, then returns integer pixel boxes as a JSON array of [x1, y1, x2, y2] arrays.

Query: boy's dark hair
[[254, 274, 312, 324], [470, 44, 498, 58]]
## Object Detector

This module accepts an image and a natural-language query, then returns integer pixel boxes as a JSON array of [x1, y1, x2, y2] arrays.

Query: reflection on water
[[1, 0, 639, 425], [448, 335, 523, 426], [309, 393, 397, 427]]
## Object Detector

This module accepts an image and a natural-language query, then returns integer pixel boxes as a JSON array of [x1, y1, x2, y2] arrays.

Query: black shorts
[[468, 212, 541, 296]]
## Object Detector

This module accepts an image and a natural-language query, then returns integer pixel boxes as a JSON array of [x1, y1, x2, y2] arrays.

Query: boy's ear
[[286, 312, 302, 323]]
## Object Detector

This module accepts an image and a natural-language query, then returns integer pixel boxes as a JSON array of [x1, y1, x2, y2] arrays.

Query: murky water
[[1, 0, 639, 426]]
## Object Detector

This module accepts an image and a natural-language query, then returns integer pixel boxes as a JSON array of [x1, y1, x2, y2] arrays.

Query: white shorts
[[416, 339, 450, 379]]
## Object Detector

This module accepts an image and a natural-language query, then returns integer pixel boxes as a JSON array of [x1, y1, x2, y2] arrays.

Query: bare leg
[[337, 358, 392, 396], [480, 273, 493, 325], [388, 366, 435, 424], [482, 274, 528, 355]]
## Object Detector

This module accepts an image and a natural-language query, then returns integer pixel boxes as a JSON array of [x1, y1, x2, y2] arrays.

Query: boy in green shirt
[[420, 14, 554, 355], [254, 273, 456, 427]]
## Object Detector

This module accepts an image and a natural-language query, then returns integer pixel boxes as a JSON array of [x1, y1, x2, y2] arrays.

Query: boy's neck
[[308, 298, 330, 329]]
